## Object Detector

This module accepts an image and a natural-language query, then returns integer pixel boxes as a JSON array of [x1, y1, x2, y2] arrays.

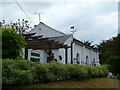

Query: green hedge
[[2, 59, 109, 86]]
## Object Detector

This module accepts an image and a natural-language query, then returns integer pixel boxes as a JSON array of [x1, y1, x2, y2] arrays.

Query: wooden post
[[48, 43, 52, 62], [25, 48, 28, 59], [24, 35, 29, 60], [65, 48, 68, 64]]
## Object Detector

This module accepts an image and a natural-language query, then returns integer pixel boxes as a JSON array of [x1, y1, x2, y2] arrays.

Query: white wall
[[73, 43, 83, 64], [84, 47, 91, 65], [59, 49, 65, 64], [52, 49, 59, 61], [64, 35, 73, 64], [58, 35, 73, 64], [72, 42, 100, 66], [40, 50, 47, 63]]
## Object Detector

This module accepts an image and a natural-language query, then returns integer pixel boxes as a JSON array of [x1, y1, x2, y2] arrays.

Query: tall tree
[[2, 28, 26, 59], [96, 34, 120, 75]]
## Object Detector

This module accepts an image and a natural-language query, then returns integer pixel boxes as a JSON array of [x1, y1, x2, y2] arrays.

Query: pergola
[[23, 33, 70, 63]]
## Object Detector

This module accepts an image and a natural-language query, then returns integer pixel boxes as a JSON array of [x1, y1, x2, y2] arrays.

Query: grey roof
[[49, 34, 72, 43]]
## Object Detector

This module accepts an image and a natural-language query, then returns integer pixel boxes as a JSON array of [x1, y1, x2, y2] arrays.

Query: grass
[[5, 78, 119, 89]]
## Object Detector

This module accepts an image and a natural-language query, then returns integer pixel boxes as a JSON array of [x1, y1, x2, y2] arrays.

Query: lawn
[[6, 78, 119, 89]]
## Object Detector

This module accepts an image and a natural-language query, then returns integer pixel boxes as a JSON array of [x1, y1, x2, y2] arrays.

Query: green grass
[[5, 78, 119, 89]]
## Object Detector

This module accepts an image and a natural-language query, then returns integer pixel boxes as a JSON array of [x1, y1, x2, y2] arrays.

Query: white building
[[24, 22, 100, 66]]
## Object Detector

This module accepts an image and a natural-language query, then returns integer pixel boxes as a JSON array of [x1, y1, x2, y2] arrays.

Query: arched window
[[86, 56, 89, 65], [92, 58, 96, 66], [76, 53, 80, 64]]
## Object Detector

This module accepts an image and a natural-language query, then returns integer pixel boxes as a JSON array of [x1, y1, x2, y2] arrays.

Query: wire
[[14, 0, 34, 23]]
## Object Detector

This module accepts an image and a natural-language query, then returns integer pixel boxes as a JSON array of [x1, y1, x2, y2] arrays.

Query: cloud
[[0, 2, 118, 44]]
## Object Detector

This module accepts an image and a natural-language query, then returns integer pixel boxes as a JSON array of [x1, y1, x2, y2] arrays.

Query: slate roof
[[49, 34, 72, 43]]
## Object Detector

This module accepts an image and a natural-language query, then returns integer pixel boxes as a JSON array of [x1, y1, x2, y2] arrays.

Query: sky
[[0, 0, 118, 44]]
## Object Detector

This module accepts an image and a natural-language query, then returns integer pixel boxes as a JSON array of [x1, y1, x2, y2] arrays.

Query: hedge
[[2, 59, 109, 86]]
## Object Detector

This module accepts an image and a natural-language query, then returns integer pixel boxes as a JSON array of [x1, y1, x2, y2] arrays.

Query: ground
[[6, 78, 120, 89]]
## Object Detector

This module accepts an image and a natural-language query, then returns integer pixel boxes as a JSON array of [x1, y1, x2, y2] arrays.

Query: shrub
[[116, 74, 120, 79], [66, 64, 88, 80], [33, 63, 49, 82], [108, 56, 120, 75], [46, 62, 68, 81], [15, 70, 33, 85], [15, 59, 36, 70], [2, 59, 35, 86], [2, 59, 109, 87]]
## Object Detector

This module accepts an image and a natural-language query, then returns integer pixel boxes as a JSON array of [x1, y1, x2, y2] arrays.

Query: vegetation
[[2, 28, 26, 59], [0, 19, 31, 33], [97, 34, 120, 75], [2, 59, 109, 88]]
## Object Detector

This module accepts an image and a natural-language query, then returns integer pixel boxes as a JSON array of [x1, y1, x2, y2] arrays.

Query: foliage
[[96, 34, 120, 75], [2, 28, 26, 59], [97, 34, 120, 64], [107, 56, 120, 75], [82, 40, 96, 48], [116, 74, 120, 79], [2, 59, 109, 87], [0, 19, 32, 33]]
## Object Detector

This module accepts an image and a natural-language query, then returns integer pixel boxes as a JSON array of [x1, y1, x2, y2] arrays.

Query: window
[[31, 52, 40, 57], [31, 51, 40, 62], [86, 56, 89, 64], [92, 58, 96, 66], [76, 53, 80, 64], [30, 58, 40, 62]]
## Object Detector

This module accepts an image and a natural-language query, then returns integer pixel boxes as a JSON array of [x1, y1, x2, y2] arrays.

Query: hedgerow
[[2, 59, 109, 86]]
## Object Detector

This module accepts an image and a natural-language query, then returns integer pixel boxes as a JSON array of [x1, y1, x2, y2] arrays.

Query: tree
[[0, 19, 32, 33], [2, 28, 26, 59], [97, 35, 120, 64], [82, 40, 96, 48], [96, 34, 120, 75]]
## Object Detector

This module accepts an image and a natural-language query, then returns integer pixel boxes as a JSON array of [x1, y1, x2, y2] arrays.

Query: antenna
[[34, 12, 44, 23]]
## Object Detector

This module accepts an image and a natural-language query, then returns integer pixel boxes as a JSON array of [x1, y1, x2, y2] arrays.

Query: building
[[23, 22, 100, 66]]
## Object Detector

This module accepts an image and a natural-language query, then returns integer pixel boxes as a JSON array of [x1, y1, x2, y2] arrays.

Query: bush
[[2, 59, 35, 86], [33, 63, 49, 82], [108, 56, 120, 75], [2, 59, 109, 87], [66, 64, 88, 80], [116, 74, 120, 79], [47, 62, 68, 81]]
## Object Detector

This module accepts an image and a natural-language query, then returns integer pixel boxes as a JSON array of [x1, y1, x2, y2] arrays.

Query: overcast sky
[[0, 1, 118, 44]]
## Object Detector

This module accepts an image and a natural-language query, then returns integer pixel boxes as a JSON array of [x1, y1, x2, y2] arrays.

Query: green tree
[[2, 28, 26, 59], [96, 34, 120, 75], [82, 40, 95, 48], [97, 35, 120, 64]]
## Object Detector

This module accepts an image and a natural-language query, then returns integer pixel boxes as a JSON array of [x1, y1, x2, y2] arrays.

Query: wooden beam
[[28, 38, 49, 42], [30, 35, 43, 38], [48, 43, 52, 62], [30, 35, 43, 40], [23, 33, 36, 36], [65, 48, 68, 64], [25, 48, 28, 59]]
